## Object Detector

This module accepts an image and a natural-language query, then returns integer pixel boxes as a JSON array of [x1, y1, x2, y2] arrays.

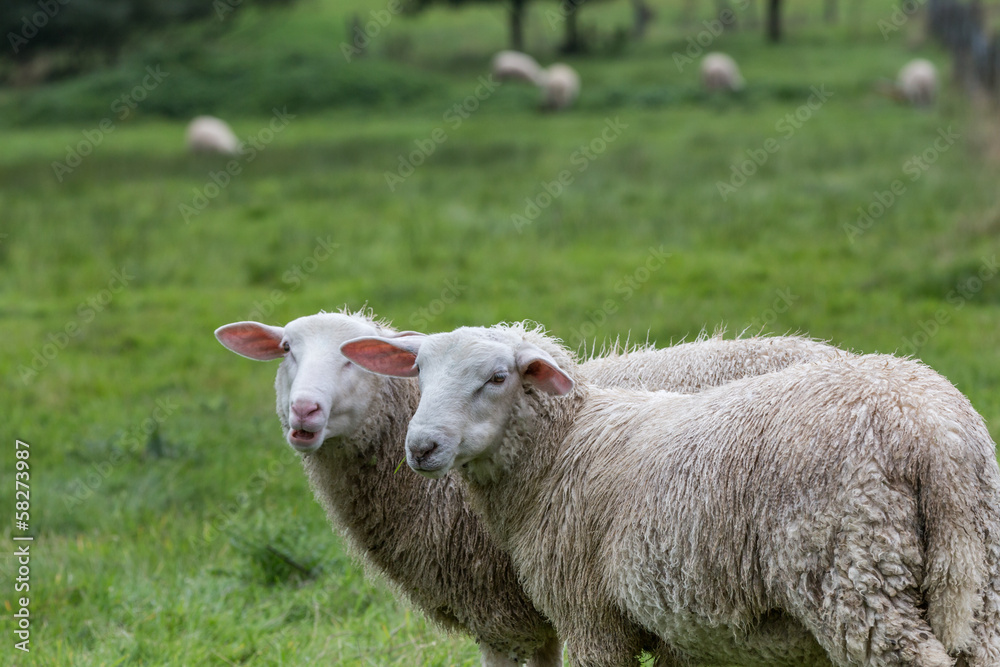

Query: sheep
[[897, 58, 938, 106], [700, 52, 745, 92], [342, 323, 1000, 667], [538, 64, 580, 111], [216, 311, 847, 666], [492, 50, 544, 86], [580, 332, 845, 392], [185, 115, 242, 155]]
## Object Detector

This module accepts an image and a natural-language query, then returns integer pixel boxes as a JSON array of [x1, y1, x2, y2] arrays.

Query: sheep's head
[[341, 327, 573, 478], [215, 313, 405, 453]]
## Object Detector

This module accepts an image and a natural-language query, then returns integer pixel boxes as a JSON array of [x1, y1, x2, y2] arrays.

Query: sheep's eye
[[282, 341, 291, 352], [489, 372, 508, 384]]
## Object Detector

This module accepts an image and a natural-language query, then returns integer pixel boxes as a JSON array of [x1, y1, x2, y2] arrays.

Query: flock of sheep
[[183, 53, 937, 155], [216, 309, 1000, 667], [695, 52, 938, 105]]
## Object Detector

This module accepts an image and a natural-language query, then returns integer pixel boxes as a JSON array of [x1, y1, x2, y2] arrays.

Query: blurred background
[[3, 0, 1000, 664]]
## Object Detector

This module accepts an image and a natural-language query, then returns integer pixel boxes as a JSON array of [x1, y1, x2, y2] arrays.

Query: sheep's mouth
[[288, 428, 322, 451]]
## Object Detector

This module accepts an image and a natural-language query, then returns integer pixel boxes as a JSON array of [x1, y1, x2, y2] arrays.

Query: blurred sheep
[[700, 52, 745, 92], [185, 116, 242, 155], [897, 58, 938, 106], [538, 63, 580, 111], [492, 50, 544, 85]]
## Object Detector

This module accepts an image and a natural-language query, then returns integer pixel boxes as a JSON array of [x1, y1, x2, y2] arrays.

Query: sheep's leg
[[480, 644, 520, 667], [789, 481, 955, 666], [805, 591, 953, 667], [794, 541, 953, 665], [525, 634, 563, 667], [965, 490, 1000, 667]]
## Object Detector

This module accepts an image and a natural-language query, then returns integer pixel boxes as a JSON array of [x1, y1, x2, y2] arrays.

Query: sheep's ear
[[340, 336, 420, 377], [215, 322, 286, 361], [516, 344, 574, 396]]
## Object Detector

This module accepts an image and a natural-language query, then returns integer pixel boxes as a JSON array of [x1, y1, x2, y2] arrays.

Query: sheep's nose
[[410, 440, 439, 464], [291, 400, 321, 422]]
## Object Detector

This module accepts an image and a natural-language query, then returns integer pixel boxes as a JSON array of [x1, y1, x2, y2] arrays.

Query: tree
[[766, 0, 783, 42], [1, 0, 294, 66]]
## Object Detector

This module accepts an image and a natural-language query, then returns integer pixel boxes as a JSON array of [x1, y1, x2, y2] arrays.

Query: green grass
[[3, 1, 1000, 665]]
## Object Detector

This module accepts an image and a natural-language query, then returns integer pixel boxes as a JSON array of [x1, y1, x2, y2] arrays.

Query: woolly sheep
[[217, 312, 846, 666], [897, 58, 938, 106], [538, 64, 580, 111], [186, 115, 242, 155], [492, 50, 544, 86], [343, 323, 1000, 667], [700, 52, 745, 92]]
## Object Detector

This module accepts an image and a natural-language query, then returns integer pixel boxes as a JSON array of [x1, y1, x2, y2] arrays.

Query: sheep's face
[[341, 328, 573, 479], [216, 314, 387, 453]]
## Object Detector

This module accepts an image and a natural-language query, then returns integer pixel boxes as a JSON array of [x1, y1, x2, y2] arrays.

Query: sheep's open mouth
[[292, 429, 318, 442]]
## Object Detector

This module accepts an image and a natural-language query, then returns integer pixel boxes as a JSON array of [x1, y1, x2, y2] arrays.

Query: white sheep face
[[216, 314, 387, 452], [341, 328, 573, 478]]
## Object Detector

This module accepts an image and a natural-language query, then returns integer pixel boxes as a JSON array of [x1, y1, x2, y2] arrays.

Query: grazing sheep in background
[[492, 50, 544, 85], [897, 58, 938, 106], [700, 52, 745, 92], [343, 323, 1000, 667], [217, 312, 847, 666], [185, 115, 242, 155], [538, 64, 580, 111]]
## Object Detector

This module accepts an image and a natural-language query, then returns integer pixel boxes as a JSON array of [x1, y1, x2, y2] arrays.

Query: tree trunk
[[632, 0, 654, 38], [824, 0, 837, 24], [509, 0, 525, 51], [767, 0, 782, 42], [560, 0, 583, 54]]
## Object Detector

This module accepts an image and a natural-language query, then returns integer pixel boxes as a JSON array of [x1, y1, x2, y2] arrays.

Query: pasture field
[[3, 1, 1000, 664]]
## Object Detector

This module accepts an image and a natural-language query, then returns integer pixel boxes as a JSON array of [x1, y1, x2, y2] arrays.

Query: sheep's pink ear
[[215, 322, 286, 361], [516, 344, 574, 395], [340, 336, 421, 377]]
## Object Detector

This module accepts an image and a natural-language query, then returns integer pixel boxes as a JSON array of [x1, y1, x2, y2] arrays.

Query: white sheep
[[897, 58, 938, 106], [700, 52, 745, 92], [217, 312, 846, 666], [538, 64, 580, 111], [185, 115, 242, 155], [342, 323, 1000, 667], [492, 50, 544, 86]]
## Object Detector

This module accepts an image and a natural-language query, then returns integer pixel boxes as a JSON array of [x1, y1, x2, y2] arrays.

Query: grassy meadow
[[3, 0, 1000, 664]]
